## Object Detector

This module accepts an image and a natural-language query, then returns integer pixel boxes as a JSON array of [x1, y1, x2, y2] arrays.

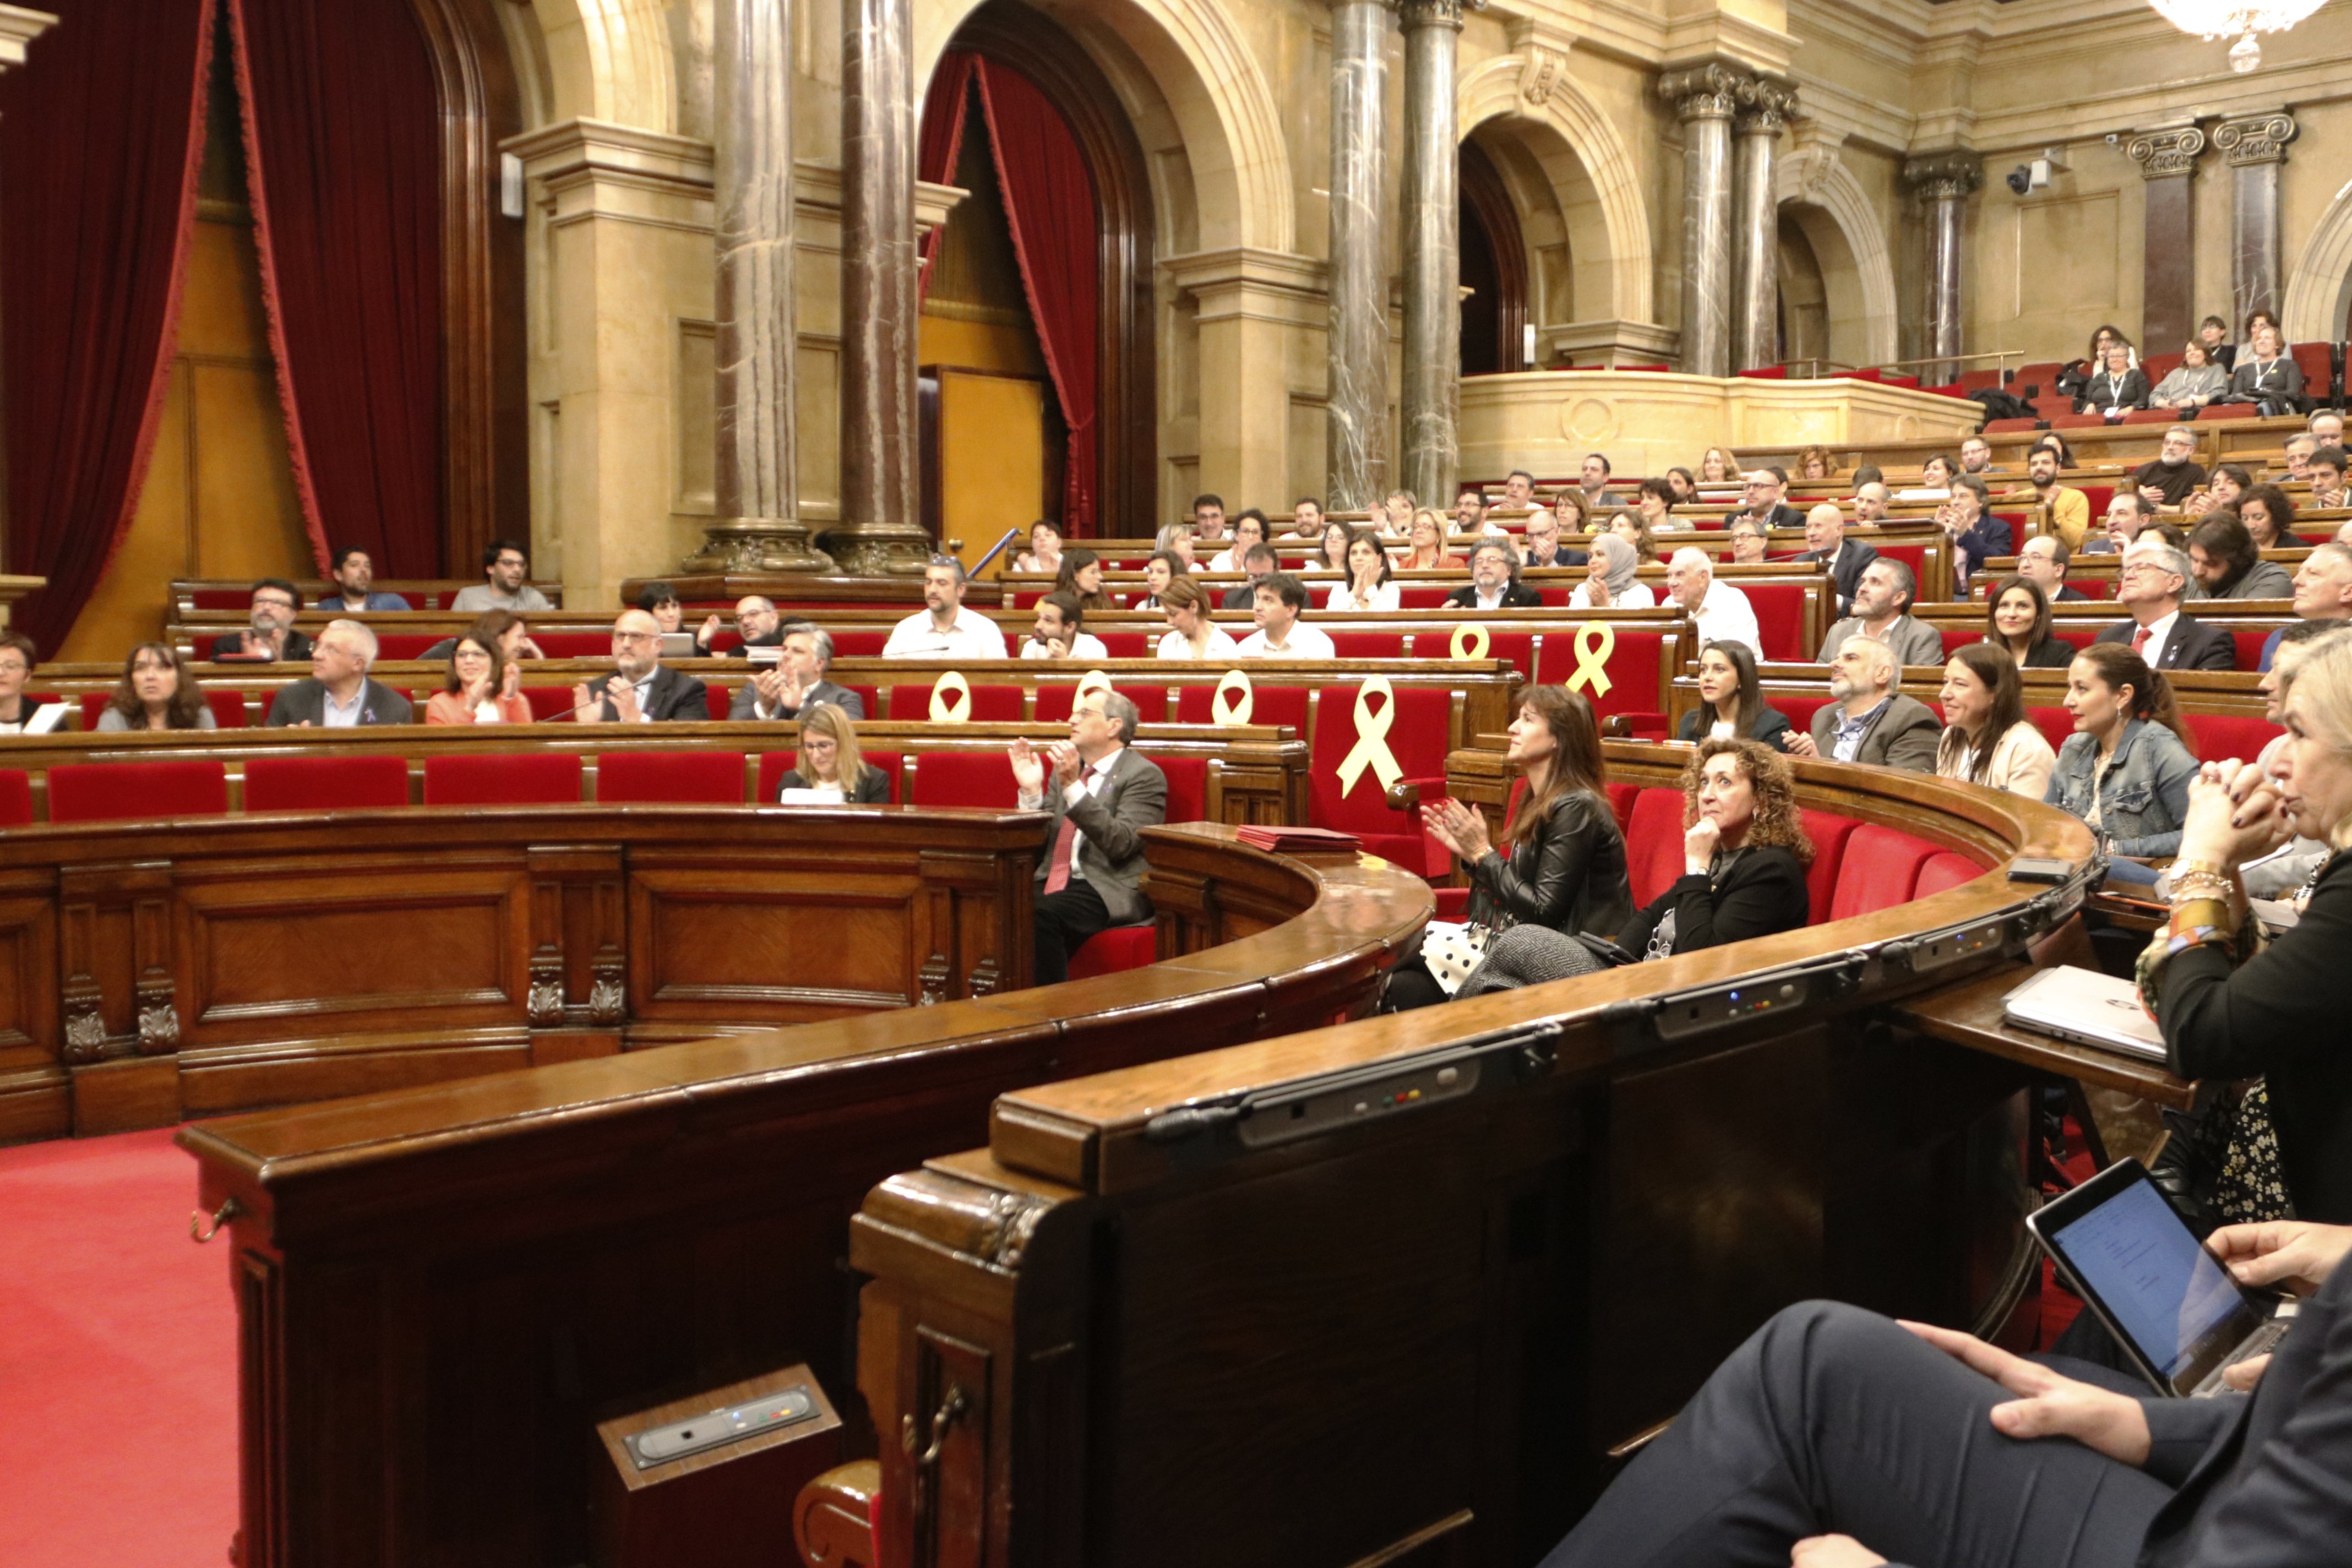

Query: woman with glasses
[[0, 634, 63, 734]]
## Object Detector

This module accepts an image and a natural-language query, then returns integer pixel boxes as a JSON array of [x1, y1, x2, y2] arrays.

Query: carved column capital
[[1733, 78, 1797, 135], [1659, 63, 1745, 123], [1398, 0, 1479, 30], [2126, 126, 2207, 179], [2214, 111, 2297, 167], [1903, 151, 1983, 201]]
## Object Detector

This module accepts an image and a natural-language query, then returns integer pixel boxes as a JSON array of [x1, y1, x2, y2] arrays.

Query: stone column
[[683, 0, 832, 575], [2126, 127, 2206, 353], [1730, 78, 1796, 373], [1659, 65, 1741, 379], [1325, 0, 1389, 511], [1397, 0, 1464, 513], [1903, 153, 1981, 385], [824, 0, 934, 574], [2213, 111, 2297, 330]]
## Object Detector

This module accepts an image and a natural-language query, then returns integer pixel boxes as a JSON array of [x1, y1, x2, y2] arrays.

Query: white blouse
[[1325, 581, 1401, 613], [1566, 581, 1655, 609], [1156, 625, 1242, 660]]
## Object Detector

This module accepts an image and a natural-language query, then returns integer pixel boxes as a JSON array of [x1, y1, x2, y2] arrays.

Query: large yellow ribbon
[[1075, 668, 1114, 704], [1450, 622, 1490, 661], [1335, 676, 1404, 799], [1565, 623, 1616, 699], [1212, 667, 1254, 726], [929, 669, 973, 723]]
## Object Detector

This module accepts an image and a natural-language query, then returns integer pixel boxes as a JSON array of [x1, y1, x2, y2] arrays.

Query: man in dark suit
[[211, 579, 315, 663], [2094, 539, 2237, 670], [1793, 502, 1879, 617], [574, 609, 711, 722], [728, 622, 865, 720], [2018, 534, 2086, 601], [1784, 634, 1940, 772], [1520, 510, 1587, 569], [693, 595, 783, 657], [1009, 690, 1168, 985], [1721, 467, 1805, 532], [1222, 543, 1278, 610], [1443, 540, 1543, 611], [263, 620, 413, 726]]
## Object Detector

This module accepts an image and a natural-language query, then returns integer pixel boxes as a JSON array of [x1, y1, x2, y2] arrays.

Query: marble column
[[1659, 65, 1741, 379], [684, 0, 832, 575], [1730, 78, 1796, 373], [1325, 0, 1389, 511], [1903, 153, 1981, 385], [826, 0, 934, 574], [1398, 0, 1463, 513], [2213, 111, 2297, 330], [2126, 127, 2206, 353]]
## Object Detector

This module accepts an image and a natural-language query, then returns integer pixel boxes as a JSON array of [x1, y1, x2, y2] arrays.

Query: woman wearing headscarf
[[1567, 531, 1654, 609]]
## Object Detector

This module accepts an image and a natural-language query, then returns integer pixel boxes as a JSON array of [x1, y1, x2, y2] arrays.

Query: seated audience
[[1850, 464, 1885, 487], [1281, 497, 1323, 540], [1013, 519, 1063, 575], [694, 595, 782, 657], [2261, 542, 2352, 670], [1384, 686, 1633, 1011], [324, 547, 411, 611], [1676, 640, 1792, 749], [2084, 489, 2153, 554], [1152, 521, 1198, 571], [1610, 508, 1662, 565], [1444, 538, 1542, 611], [773, 703, 889, 803], [0, 633, 62, 735], [2032, 429, 2077, 470], [1022, 592, 1107, 661], [2056, 322, 2132, 401], [1569, 533, 1654, 609], [1397, 509, 1462, 571], [572, 609, 710, 722], [2097, 538, 2236, 669], [2284, 430, 2319, 482], [2135, 424, 2209, 508], [635, 581, 685, 633], [1054, 547, 1112, 613], [1329, 527, 1401, 611], [1665, 547, 1760, 656], [425, 634, 530, 726], [1520, 509, 1584, 570], [1815, 558, 1945, 667], [1207, 509, 1267, 573], [1155, 576, 1240, 660], [264, 620, 412, 726], [1985, 574, 2077, 669], [2074, 337, 2149, 418], [2149, 336, 2229, 409], [2197, 308, 2235, 367], [1190, 492, 1229, 543], [1222, 543, 1278, 609], [1134, 549, 1185, 613], [2049, 641, 2196, 870], [1850, 480, 1892, 524], [95, 643, 215, 731], [1452, 486, 1490, 537], [2313, 408, 2347, 446], [1550, 488, 1597, 544], [2238, 482, 2295, 549], [1725, 517, 1768, 564], [1008, 690, 1167, 986], [1578, 451, 1614, 506], [451, 539, 551, 613], [1905, 453, 1958, 496], [1381, 489, 1418, 532], [1636, 476, 1687, 533], [1794, 501, 1877, 617], [420, 608, 543, 664], [1315, 518, 1353, 574], [2006, 443, 2089, 549], [2310, 445, 2349, 509], [1237, 573, 1335, 658], [1724, 467, 1803, 531], [884, 558, 1009, 658], [2228, 318, 2304, 413], [2184, 461, 2252, 520], [1663, 466, 1701, 505], [1697, 445, 1742, 484], [1499, 470, 1536, 510], [729, 622, 864, 720], [2187, 513, 2295, 601], [1937, 474, 2013, 582], [1786, 634, 1941, 771], [2017, 534, 2083, 601], [1957, 435, 1995, 476], [1621, 739, 1812, 954], [1935, 644, 2056, 798], [1795, 444, 1834, 482], [210, 579, 313, 662]]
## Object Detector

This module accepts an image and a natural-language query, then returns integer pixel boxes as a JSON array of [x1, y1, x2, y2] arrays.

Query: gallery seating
[[46, 759, 228, 823]]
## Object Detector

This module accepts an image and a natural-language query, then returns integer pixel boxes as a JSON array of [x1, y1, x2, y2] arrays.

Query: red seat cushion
[[1156, 754, 1208, 824], [1415, 628, 1534, 680], [596, 750, 747, 803], [1033, 684, 1169, 723], [2048, 413, 2106, 429], [1306, 683, 1455, 876], [1533, 628, 1668, 723], [1396, 586, 1452, 610], [2183, 711, 2274, 764], [521, 686, 581, 722], [2027, 705, 2077, 752], [1605, 782, 1638, 830], [421, 753, 582, 806], [1097, 632, 1151, 658], [910, 751, 1019, 808], [886, 683, 1026, 722], [2226, 631, 2264, 671], [206, 689, 248, 728], [754, 749, 902, 802], [1829, 824, 1940, 921], [1914, 851, 1984, 898], [1624, 786, 1688, 907], [1067, 923, 1157, 979], [830, 630, 889, 657], [1174, 682, 1311, 735], [1940, 628, 1979, 658], [530, 631, 614, 657], [1798, 810, 1859, 927], [1775, 692, 1836, 741], [243, 755, 411, 812], [2120, 407, 2177, 426], [47, 760, 228, 823], [372, 633, 443, 660], [1329, 631, 1406, 657], [0, 769, 28, 826], [1738, 582, 1808, 662]]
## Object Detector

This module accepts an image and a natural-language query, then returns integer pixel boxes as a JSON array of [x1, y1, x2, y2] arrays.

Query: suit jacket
[[1721, 503, 1806, 532], [1442, 582, 1544, 610], [1795, 541, 1880, 616], [211, 629, 314, 663], [1675, 705, 1793, 752], [2093, 613, 2238, 671], [264, 677, 413, 727], [1030, 746, 1167, 925], [1221, 582, 1262, 611], [696, 629, 783, 658], [1807, 693, 1941, 772], [592, 663, 710, 722], [2053, 584, 2087, 602], [1950, 513, 2014, 579], [1530, 545, 1589, 568], [727, 677, 866, 722], [1816, 613, 1946, 669]]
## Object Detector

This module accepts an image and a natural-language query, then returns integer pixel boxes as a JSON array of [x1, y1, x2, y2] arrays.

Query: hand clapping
[[1419, 798, 1490, 862], [1006, 737, 1045, 795], [1046, 739, 1082, 790]]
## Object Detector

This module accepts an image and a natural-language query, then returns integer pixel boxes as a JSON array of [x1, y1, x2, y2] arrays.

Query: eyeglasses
[[613, 631, 661, 644]]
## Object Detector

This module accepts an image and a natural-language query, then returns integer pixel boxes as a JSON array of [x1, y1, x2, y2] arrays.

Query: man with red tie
[[1008, 690, 1168, 985], [2093, 538, 2237, 671]]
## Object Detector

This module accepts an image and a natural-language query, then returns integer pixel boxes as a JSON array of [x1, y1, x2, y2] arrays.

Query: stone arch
[[1458, 54, 1652, 325], [2282, 184, 2352, 344], [526, 0, 677, 132], [1775, 150, 1897, 366], [917, 0, 1291, 253]]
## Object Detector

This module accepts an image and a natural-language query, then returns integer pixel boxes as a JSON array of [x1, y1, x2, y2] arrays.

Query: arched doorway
[[1459, 139, 1527, 375], [1777, 214, 1829, 367]]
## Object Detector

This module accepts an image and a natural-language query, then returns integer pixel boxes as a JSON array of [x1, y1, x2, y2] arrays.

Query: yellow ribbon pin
[[929, 669, 973, 723], [1212, 667, 1255, 726], [1450, 622, 1490, 661], [1075, 669, 1114, 703], [1565, 623, 1615, 699], [1334, 676, 1405, 799]]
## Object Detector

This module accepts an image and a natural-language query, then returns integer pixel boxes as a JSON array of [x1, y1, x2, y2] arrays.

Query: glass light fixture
[[2147, 0, 2329, 73]]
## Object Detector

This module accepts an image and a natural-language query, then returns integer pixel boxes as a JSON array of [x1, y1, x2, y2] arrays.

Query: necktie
[[2131, 626, 2150, 657], [1043, 765, 1095, 894]]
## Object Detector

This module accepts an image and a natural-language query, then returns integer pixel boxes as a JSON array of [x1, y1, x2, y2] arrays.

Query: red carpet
[[0, 1129, 237, 1567]]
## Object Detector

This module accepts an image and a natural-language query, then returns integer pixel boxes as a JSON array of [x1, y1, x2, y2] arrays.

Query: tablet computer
[[2026, 1158, 2288, 1397]]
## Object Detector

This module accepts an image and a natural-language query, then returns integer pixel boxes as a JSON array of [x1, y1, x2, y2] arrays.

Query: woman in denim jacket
[[2046, 641, 2198, 879]]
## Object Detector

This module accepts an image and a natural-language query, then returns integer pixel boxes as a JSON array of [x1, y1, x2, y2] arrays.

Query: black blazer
[[2052, 584, 2087, 602], [2093, 613, 2237, 671], [2228, 352, 2304, 407], [263, 677, 413, 727], [1618, 843, 1808, 956], [775, 765, 890, 804], [211, 629, 314, 663], [1462, 789, 1634, 940], [1720, 503, 1805, 532], [591, 663, 710, 722], [2019, 635, 2077, 669], [1220, 583, 1260, 611], [1675, 705, 1794, 752], [1795, 541, 1879, 616], [1442, 582, 1544, 610], [2074, 367, 2149, 413], [2135, 458, 2208, 506]]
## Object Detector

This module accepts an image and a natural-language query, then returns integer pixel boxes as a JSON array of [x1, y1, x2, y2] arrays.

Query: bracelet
[[2170, 872, 2235, 905], [2168, 896, 2231, 937], [2170, 858, 2230, 883]]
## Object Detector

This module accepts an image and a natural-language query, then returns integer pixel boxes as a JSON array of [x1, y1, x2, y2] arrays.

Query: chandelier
[[2147, 0, 2329, 72]]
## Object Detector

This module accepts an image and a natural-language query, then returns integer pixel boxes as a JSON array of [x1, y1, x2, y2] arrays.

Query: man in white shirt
[[883, 558, 1009, 658], [1021, 592, 1108, 661], [1191, 492, 1229, 544], [1282, 497, 1324, 540], [1665, 547, 1760, 657], [1236, 573, 1337, 658], [1008, 691, 1167, 984], [1501, 470, 1536, 510]]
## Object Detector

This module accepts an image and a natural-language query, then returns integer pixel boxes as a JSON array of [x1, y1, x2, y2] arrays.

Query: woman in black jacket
[[1619, 738, 1812, 957], [1675, 640, 1793, 749], [2073, 339, 2149, 418], [1384, 686, 1633, 1010], [775, 704, 891, 803], [2228, 319, 2304, 415]]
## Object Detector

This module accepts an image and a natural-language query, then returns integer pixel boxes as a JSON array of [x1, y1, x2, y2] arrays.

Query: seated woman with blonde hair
[[96, 643, 217, 731], [426, 633, 531, 725], [775, 703, 890, 803]]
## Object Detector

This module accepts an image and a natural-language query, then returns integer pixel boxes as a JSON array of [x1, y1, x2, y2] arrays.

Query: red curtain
[[916, 51, 978, 302], [227, 0, 444, 578], [0, 0, 216, 654]]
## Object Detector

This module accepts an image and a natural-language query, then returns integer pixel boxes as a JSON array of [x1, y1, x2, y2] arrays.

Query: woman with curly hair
[[1796, 445, 1836, 482]]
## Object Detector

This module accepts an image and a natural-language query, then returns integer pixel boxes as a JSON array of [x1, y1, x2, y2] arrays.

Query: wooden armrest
[[794, 1458, 879, 1567], [1385, 774, 1447, 813]]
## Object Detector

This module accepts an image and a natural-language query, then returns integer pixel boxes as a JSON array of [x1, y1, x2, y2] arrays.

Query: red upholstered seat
[[0, 769, 28, 826], [1306, 683, 1454, 876], [1829, 823, 1939, 922], [1868, 540, 1928, 584], [2291, 341, 2333, 401], [596, 750, 747, 803], [1154, 755, 1208, 824], [421, 753, 582, 806], [1068, 923, 1157, 979], [2198, 403, 2258, 421], [2120, 407, 2176, 425], [885, 683, 1026, 722], [1914, 851, 1985, 898], [2077, 484, 2116, 518], [754, 749, 902, 803], [1329, 631, 1406, 657], [1097, 632, 1151, 658], [1397, 586, 1452, 610], [1775, 692, 1836, 739], [1623, 786, 1688, 906], [1957, 369, 2007, 392], [2051, 624, 2097, 650], [1418, 628, 1533, 678], [2141, 351, 2185, 383], [1007, 589, 1048, 611], [531, 632, 614, 657], [705, 683, 735, 720], [243, 755, 411, 812], [2228, 631, 2265, 671], [372, 633, 442, 660], [1939, 628, 1978, 658], [1174, 682, 1311, 734], [521, 686, 581, 722], [909, 751, 1019, 808], [1982, 418, 2041, 434], [2012, 361, 2065, 398], [2049, 413, 2107, 431], [48, 760, 228, 823], [1605, 781, 1638, 829], [1033, 684, 1169, 723], [1738, 582, 1808, 662], [2027, 705, 2077, 752], [189, 588, 251, 611], [2184, 711, 2275, 764], [1533, 627, 1667, 725], [1798, 810, 1860, 927], [830, 630, 889, 657]]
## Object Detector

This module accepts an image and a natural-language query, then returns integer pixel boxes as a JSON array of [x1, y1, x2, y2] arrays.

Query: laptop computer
[[2028, 1158, 2291, 1397], [2001, 965, 2168, 1061]]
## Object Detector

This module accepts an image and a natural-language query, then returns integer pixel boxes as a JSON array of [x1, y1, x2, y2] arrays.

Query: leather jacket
[[1465, 788, 1635, 939]]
